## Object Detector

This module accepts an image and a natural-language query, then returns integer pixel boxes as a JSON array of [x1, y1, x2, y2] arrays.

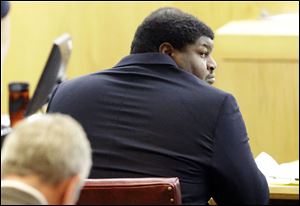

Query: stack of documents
[[255, 152, 299, 185]]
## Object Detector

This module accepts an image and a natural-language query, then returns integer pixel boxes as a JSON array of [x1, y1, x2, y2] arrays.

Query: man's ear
[[159, 42, 175, 56], [61, 175, 82, 205]]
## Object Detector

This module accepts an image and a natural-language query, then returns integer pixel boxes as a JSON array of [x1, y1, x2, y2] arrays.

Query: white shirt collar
[[1, 179, 49, 205]]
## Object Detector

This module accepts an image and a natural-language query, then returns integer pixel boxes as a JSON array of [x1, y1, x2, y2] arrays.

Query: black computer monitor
[[24, 33, 72, 117]]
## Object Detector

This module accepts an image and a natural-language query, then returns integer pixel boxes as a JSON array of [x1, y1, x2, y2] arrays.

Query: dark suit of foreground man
[[47, 7, 269, 205]]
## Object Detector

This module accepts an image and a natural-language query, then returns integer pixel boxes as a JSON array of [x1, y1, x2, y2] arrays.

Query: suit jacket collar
[[1, 180, 48, 205], [114, 53, 179, 68]]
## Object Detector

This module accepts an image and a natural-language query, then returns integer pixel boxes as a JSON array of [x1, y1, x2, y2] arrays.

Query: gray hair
[[1, 114, 92, 186]]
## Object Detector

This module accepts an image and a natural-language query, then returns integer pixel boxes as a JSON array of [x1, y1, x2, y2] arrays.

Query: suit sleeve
[[210, 94, 269, 204]]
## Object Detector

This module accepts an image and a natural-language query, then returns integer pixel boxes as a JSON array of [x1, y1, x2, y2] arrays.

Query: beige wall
[[214, 59, 299, 163], [1, 1, 298, 162]]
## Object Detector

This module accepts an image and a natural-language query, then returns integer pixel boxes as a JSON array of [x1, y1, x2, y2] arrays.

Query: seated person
[[1, 1, 11, 144], [1, 0, 10, 69], [47, 7, 269, 204], [1, 114, 92, 205]]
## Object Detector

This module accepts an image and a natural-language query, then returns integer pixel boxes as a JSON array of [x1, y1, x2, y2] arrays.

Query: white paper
[[255, 152, 299, 185]]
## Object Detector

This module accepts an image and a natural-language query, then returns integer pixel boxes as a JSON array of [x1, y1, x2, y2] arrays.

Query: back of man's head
[[1, 114, 92, 204], [130, 7, 214, 54]]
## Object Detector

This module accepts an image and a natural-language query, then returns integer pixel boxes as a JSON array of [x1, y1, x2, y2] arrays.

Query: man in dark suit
[[1, 0, 10, 90], [47, 7, 269, 205], [1, 0, 10, 67]]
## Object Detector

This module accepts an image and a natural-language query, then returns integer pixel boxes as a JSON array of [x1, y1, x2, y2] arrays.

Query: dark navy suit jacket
[[47, 53, 269, 205]]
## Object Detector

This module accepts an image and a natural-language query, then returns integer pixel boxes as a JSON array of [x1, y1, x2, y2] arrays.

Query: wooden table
[[208, 184, 299, 205], [269, 184, 299, 200], [268, 184, 299, 205]]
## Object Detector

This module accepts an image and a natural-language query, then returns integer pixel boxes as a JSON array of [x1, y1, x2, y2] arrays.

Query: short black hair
[[130, 7, 214, 54]]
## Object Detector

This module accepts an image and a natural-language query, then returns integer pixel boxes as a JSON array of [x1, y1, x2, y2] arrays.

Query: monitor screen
[[24, 33, 72, 117]]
